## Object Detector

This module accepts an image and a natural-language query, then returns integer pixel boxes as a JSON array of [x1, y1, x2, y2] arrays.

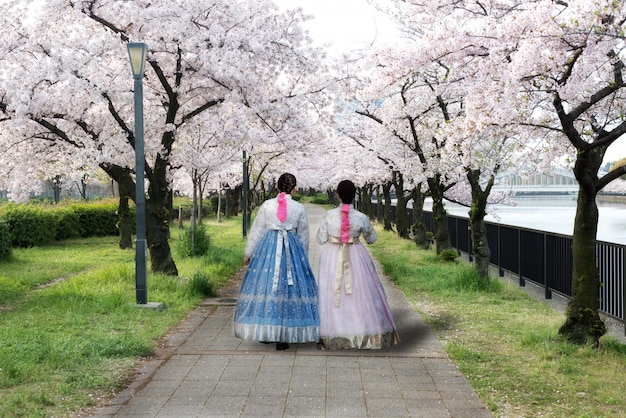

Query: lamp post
[[242, 150, 248, 237], [53, 175, 60, 203], [127, 42, 148, 305]]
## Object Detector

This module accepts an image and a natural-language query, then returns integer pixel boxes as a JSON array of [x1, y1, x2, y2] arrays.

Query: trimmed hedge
[[71, 203, 120, 237], [54, 207, 81, 241], [0, 219, 11, 259], [0, 205, 58, 247], [0, 201, 121, 248], [310, 193, 330, 205]]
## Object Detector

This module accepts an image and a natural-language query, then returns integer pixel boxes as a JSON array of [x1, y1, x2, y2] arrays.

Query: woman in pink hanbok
[[316, 180, 400, 350]]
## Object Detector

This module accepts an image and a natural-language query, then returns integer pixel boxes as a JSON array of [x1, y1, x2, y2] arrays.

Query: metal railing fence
[[370, 203, 625, 330]]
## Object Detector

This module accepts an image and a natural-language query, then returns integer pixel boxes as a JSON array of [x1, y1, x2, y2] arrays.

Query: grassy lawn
[[370, 226, 626, 418], [2, 205, 625, 417], [0, 216, 244, 418]]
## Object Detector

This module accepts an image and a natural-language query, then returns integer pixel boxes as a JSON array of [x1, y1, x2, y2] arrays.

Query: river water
[[423, 196, 626, 245]]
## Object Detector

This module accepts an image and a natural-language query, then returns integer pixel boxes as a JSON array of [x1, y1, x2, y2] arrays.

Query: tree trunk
[[559, 147, 606, 345], [428, 174, 451, 254], [117, 190, 133, 250], [167, 187, 174, 223], [102, 165, 133, 251], [198, 195, 203, 224], [79, 174, 88, 200], [178, 206, 184, 229], [224, 187, 231, 217], [146, 191, 178, 276], [146, 169, 178, 276], [192, 169, 199, 228], [191, 171, 198, 253], [365, 184, 375, 219], [359, 185, 372, 218], [101, 161, 179, 276], [197, 171, 205, 224], [467, 169, 492, 279], [393, 171, 409, 239], [225, 186, 241, 217], [382, 181, 393, 231], [326, 188, 335, 206], [411, 185, 429, 249], [217, 184, 222, 223], [107, 167, 133, 251], [376, 186, 384, 224]]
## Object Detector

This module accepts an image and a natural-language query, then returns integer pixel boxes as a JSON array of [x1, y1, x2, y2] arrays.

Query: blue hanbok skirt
[[234, 229, 320, 343]]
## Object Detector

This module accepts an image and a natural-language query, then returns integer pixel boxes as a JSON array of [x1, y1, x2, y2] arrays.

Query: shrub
[[186, 272, 218, 297], [0, 205, 57, 247], [54, 207, 81, 241], [438, 248, 459, 262], [175, 202, 214, 221], [0, 219, 12, 260], [453, 265, 503, 293], [175, 223, 211, 257], [72, 203, 119, 237], [209, 196, 222, 215], [0, 201, 121, 247], [310, 193, 329, 204]]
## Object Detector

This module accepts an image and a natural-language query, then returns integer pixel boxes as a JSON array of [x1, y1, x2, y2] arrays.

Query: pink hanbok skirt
[[317, 241, 400, 350]]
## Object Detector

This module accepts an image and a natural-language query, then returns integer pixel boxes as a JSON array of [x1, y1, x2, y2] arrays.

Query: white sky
[[272, 0, 401, 56], [605, 137, 626, 165]]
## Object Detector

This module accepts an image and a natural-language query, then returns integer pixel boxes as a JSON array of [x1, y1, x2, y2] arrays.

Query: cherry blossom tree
[[0, 0, 325, 275], [171, 111, 246, 225], [335, 40, 469, 253], [329, 92, 407, 231], [361, 1, 538, 277], [502, 0, 626, 344], [377, 0, 626, 343], [417, 4, 562, 276]]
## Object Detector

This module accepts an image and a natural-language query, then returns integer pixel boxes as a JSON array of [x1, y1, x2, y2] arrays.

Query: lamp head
[[127, 42, 148, 79]]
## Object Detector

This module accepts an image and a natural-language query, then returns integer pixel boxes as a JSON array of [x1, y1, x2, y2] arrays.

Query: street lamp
[[53, 174, 61, 203], [127, 42, 149, 306], [242, 150, 248, 237]]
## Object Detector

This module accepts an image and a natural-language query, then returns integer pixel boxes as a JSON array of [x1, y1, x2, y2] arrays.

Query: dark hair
[[277, 173, 297, 193], [337, 180, 356, 204]]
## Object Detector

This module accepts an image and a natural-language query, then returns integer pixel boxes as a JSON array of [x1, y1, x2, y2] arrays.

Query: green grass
[[0, 216, 243, 417], [370, 226, 626, 418], [3, 210, 625, 417]]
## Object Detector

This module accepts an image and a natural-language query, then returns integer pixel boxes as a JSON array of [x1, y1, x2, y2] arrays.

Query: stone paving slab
[[81, 204, 493, 418]]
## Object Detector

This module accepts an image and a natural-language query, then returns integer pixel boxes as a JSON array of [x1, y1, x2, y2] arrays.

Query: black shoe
[[276, 342, 289, 350], [259, 341, 272, 344]]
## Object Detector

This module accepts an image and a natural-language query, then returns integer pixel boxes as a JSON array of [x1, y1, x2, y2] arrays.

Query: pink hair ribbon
[[277, 192, 287, 222], [341, 204, 350, 243]]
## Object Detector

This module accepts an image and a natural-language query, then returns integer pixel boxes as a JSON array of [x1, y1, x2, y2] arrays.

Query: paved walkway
[[83, 204, 492, 418]]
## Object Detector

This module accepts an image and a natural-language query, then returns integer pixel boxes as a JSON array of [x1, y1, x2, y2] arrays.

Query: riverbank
[[598, 193, 626, 204]]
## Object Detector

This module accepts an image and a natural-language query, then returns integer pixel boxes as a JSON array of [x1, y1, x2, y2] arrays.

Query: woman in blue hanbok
[[234, 173, 319, 350]]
